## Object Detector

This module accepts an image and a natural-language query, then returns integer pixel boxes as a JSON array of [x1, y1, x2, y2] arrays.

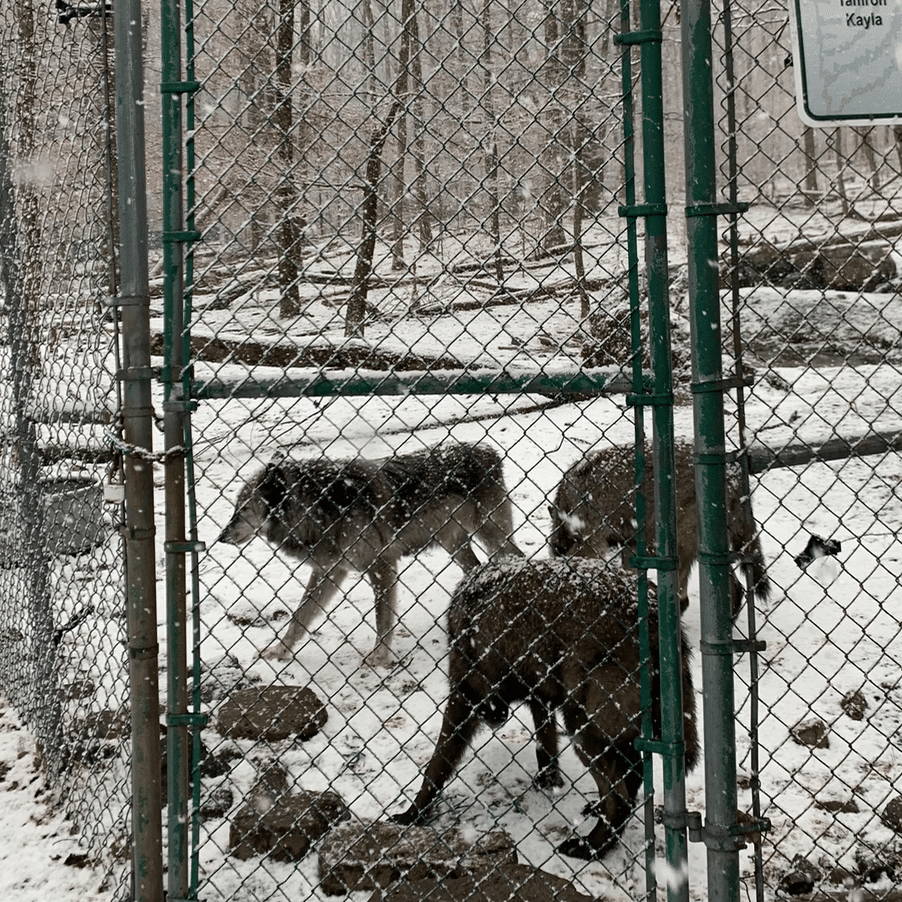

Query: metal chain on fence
[[0, 1, 132, 897]]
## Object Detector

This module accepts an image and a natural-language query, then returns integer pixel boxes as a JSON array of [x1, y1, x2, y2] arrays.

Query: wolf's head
[[217, 463, 289, 546]]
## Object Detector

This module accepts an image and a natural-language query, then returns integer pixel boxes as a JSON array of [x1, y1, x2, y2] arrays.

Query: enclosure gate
[[149, 0, 719, 899]]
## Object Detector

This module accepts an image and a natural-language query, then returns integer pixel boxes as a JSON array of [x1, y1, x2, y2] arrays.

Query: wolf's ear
[[258, 463, 289, 513]]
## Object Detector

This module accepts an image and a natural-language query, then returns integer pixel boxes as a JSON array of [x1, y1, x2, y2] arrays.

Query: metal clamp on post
[[614, 29, 663, 45], [626, 391, 674, 408], [160, 81, 201, 95], [166, 711, 209, 729], [685, 201, 750, 217], [161, 229, 202, 243], [618, 202, 667, 219], [656, 808, 705, 844], [691, 374, 754, 394], [635, 736, 686, 758], [701, 816, 771, 852], [164, 540, 207, 555], [104, 294, 147, 308], [629, 553, 678, 572]]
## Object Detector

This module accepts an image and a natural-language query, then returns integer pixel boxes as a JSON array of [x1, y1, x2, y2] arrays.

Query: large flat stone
[[318, 821, 516, 896], [230, 790, 350, 861], [217, 686, 327, 741], [372, 862, 597, 902]]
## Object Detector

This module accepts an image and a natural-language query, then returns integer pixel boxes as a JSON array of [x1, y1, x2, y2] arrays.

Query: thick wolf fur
[[217, 443, 523, 666], [391, 556, 699, 860], [548, 442, 771, 615]]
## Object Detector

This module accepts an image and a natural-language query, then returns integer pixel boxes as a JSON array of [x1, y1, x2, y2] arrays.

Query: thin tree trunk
[[856, 126, 880, 192], [482, 0, 503, 284], [539, 0, 566, 253], [276, 0, 300, 317], [801, 126, 818, 204], [409, 7, 432, 251], [345, 98, 404, 337]]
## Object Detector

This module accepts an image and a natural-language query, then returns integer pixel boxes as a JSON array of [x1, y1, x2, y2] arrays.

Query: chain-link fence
[[3, 0, 902, 899], [714, 1, 902, 897], [0, 2, 132, 896]]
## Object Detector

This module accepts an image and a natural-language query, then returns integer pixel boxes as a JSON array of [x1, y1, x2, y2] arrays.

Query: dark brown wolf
[[548, 441, 771, 615], [217, 443, 523, 667], [390, 556, 699, 860]]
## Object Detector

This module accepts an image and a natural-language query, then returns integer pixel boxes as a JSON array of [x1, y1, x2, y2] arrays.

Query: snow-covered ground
[[0, 698, 114, 902], [5, 267, 902, 900]]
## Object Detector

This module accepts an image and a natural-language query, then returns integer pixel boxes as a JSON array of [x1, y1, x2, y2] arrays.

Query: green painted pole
[[632, 0, 691, 897], [113, 0, 163, 898], [160, 0, 192, 895], [679, 0, 741, 899]]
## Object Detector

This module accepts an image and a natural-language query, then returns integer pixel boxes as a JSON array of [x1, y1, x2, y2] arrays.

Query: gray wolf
[[217, 443, 523, 667], [548, 441, 771, 615], [390, 556, 699, 860]]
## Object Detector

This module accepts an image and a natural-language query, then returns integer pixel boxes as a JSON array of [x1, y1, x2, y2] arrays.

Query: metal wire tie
[[116, 367, 159, 382], [103, 294, 147, 307], [128, 642, 159, 660]]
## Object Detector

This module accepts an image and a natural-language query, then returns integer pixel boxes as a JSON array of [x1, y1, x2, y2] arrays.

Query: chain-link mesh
[[0, 4, 130, 896], [178, 0, 700, 899], [711, 1, 902, 898]]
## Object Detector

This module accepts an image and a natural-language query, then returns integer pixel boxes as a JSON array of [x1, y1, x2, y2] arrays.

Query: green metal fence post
[[680, 0, 741, 900], [160, 0, 198, 895], [634, 0, 692, 896], [113, 0, 164, 898]]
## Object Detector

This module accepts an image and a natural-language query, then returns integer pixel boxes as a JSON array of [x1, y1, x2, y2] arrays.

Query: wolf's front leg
[[262, 565, 346, 661]]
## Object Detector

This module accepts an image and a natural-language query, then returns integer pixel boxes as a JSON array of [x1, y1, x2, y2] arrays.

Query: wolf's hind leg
[[364, 558, 399, 667]]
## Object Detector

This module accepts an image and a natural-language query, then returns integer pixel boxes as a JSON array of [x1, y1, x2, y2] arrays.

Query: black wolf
[[217, 443, 523, 667], [390, 556, 699, 860], [548, 441, 771, 615]]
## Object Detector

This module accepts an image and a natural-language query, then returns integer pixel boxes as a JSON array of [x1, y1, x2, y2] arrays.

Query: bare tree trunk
[[276, 0, 301, 317], [856, 126, 880, 192], [346, 0, 416, 337], [482, 0, 503, 283], [409, 7, 432, 251], [345, 98, 404, 337], [801, 126, 818, 204], [538, 0, 566, 253], [562, 0, 590, 316], [830, 128, 851, 218]]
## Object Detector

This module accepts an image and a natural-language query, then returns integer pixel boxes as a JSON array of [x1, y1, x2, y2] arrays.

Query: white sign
[[789, 0, 902, 125]]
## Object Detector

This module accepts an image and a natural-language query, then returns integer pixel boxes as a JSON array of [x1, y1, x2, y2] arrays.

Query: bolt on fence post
[[679, 0, 742, 900], [113, 0, 164, 899]]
